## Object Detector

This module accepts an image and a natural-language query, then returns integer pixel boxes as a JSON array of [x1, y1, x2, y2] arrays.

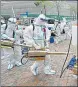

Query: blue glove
[[22, 47, 29, 54], [68, 55, 76, 69]]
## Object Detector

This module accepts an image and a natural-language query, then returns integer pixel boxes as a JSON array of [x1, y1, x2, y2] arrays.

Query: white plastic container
[[72, 24, 77, 46]]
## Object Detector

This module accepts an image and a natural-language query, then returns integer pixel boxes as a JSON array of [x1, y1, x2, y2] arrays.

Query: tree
[[34, 0, 77, 21], [34, 0, 53, 15], [63, 1, 77, 20], [69, 5, 77, 20], [55, 1, 60, 21]]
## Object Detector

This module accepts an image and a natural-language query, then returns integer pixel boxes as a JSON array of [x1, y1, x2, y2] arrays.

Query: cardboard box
[[72, 68, 77, 75]]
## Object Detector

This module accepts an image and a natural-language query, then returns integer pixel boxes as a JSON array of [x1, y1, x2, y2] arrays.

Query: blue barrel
[[50, 36, 54, 43]]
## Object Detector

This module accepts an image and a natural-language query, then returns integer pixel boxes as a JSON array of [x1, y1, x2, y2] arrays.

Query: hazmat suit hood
[[8, 18, 16, 25], [34, 14, 48, 26], [7, 17, 17, 28]]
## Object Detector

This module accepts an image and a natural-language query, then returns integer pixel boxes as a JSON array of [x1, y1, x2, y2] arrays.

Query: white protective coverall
[[1, 19, 6, 35], [60, 18, 67, 31], [2, 18, 22, 70], [1, 19, 7, 58], [54, 18, 68, 43], [23, 14, 56, 75], [60, 18, 71, 40]]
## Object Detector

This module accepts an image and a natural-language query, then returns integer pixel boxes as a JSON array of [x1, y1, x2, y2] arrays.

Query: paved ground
[[1, 40, 77, 86]]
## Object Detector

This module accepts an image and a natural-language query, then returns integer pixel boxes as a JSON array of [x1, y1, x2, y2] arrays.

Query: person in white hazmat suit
[[1, 18, 22, 70], [54, 18, 67, 43], [23, 14, 56, 75], [60, 18, 67, 31], [60, 18, 71, 40], [1, 19, 7, 58], [1, 19, 6, 35]]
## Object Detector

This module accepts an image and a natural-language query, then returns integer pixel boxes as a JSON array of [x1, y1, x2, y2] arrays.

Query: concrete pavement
[[1, 40, 77, 86]]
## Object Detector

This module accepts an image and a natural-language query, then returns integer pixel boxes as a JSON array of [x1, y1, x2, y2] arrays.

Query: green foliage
[[34, 0, 53, 7]]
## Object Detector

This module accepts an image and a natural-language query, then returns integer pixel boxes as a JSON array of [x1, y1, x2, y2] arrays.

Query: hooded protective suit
[[1, 19, 6, 35], [54, 18, 68, 43], [1, 18, 22, 69], [1, 19, 7, 58], [60, 18, 67, 32], [23, 14, 55, 75]]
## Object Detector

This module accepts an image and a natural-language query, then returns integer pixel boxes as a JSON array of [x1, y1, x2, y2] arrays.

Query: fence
[[20, 13, 77, 21]]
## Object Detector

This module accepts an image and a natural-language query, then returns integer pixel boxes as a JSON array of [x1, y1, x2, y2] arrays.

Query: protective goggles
[[8, 20, 16, 24], [40, 18, 48, 21]]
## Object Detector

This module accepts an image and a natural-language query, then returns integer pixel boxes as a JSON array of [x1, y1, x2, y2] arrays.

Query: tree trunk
[[56, 1, 60, 21], [44, 5, 46, 15]]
